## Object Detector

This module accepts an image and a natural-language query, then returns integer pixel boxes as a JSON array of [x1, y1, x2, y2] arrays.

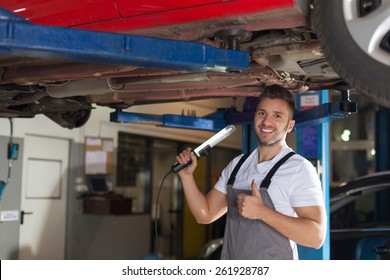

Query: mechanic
[[175, 85, 327, 259]]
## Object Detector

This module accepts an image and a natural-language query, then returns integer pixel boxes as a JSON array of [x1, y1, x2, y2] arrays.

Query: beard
[[256, 123, 289, 147]]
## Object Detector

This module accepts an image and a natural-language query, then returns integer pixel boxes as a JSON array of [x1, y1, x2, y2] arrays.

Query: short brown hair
[[258, 85, 296, 117]]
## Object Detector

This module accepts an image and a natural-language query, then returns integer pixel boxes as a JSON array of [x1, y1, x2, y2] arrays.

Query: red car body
[[4, 1, 300, 30], [4, 0, 306, 41]]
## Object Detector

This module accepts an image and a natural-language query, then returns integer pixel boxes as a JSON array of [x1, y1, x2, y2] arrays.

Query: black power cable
[[153, 170, 173, 259]]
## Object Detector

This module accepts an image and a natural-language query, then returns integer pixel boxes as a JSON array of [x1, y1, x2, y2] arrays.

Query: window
[[116, 133, 150, 214]]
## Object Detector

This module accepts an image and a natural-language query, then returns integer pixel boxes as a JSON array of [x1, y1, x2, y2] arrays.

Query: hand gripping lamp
[[170, 124, 237, 173]]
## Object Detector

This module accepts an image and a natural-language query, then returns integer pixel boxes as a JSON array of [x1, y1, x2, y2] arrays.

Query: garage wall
[[0, 134, 150, 260], [0, 136, 23, 260]]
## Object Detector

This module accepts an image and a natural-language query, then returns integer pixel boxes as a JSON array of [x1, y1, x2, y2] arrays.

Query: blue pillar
[[295, 90, 330, 260]]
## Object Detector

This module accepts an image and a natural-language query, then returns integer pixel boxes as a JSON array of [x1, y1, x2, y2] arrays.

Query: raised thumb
[[251, 179, 260, 197]]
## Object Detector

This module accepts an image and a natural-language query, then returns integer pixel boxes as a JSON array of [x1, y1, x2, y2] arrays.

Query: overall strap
[[260, 151, 295, 189], [227, 154, 249, 185]]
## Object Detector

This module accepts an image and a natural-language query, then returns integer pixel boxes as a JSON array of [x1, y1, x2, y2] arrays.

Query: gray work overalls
[[220, 152, 296, 260]]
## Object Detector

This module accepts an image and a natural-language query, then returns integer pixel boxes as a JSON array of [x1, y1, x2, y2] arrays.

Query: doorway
[[19, 135, 69, 259]]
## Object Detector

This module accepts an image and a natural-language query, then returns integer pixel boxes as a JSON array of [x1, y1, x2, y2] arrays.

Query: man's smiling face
[[254, 97, 295, 147]]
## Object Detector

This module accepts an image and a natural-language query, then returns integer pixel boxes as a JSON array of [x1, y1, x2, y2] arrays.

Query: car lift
[[0, 8, 248, 73], [0, 5, 357, 132], [0, 7, 358, 260]]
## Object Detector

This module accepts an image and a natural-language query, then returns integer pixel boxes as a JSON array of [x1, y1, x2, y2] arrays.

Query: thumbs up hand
[[251, 179, 261, 198], [237, 179, 264, 220]]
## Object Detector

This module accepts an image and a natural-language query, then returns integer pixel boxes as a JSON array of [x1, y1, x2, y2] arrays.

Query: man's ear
[[287, 119, 295, 133]]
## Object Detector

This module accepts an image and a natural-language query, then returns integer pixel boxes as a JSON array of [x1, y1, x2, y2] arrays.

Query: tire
[[312, 0, 390, 107]]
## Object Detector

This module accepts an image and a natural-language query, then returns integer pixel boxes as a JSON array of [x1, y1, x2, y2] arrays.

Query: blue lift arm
[[293, 91, 357, 129], [110, 92, 357, 131], [0, 8, 249, 73], [110, 109, 228, 132]]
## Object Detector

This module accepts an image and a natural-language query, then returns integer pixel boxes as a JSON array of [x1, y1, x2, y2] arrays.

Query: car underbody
[[0, 0, 389, 128]]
